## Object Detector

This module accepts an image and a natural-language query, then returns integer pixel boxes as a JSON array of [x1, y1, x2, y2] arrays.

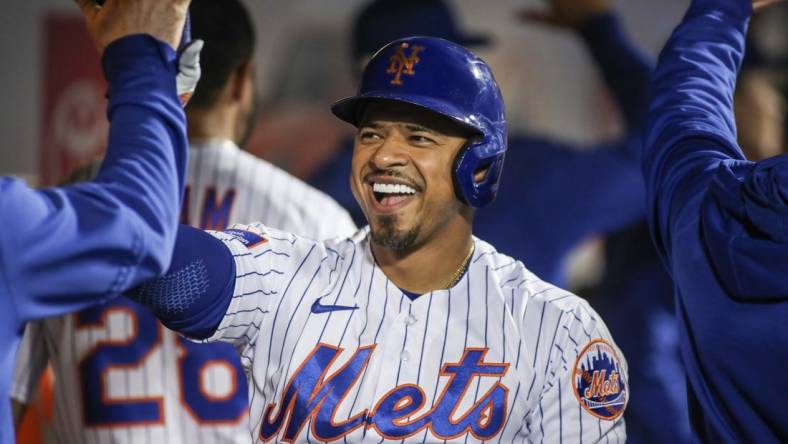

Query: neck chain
[[443, 243, 475, 289]]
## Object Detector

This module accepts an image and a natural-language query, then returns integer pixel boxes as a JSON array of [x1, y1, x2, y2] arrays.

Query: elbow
[[155, 217, 180, 274], [128, 225, 235, 339], [149, 240, 175, 278], [132, 208, 181, 279]]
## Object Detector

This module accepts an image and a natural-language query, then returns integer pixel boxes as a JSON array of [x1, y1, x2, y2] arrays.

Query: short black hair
[[188, 0, 256, 109]]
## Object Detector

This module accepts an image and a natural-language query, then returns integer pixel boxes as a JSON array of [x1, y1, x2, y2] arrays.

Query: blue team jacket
[[643, 0, 788, 442], [0, 35, 188, 443]]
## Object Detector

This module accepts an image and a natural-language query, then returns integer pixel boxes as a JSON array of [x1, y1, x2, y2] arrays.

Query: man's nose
[[369, 136, 408, 170]]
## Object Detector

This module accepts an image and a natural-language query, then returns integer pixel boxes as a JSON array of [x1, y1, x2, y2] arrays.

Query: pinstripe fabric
[[206, 223, 628, 443], [184, 140, 357, 238], [11, 140, 357, 443]]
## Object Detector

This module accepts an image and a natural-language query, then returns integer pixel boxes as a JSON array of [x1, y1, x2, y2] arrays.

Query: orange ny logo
[[386, 43, 425, 85]]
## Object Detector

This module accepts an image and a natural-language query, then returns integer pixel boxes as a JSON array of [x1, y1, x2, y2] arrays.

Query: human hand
[[518, 0, 612, 29], [75, 0, 191, 54]]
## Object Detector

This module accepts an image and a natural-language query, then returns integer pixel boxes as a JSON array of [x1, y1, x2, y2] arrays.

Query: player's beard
[[370, 215, 419, 251]]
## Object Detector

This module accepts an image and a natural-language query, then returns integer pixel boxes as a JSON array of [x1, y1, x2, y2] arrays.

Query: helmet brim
[[331, 92, 485, 136]]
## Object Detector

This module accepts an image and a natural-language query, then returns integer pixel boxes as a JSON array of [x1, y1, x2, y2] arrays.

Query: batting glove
[[176, 39, 204, 107]]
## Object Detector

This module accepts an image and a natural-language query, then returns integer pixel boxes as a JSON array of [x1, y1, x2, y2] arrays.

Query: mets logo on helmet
[[386, 42, 425, 85], [572, 339, 628, 420]]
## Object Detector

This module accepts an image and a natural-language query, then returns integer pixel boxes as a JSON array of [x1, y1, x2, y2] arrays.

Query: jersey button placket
[[368, 312, 409, 413]]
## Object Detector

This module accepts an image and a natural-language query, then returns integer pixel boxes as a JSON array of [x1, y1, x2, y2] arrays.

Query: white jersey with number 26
[[204, 222, 629, 443]]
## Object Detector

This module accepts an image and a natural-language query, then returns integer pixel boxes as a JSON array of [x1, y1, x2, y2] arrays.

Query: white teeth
[[373, 182, 417, 195]]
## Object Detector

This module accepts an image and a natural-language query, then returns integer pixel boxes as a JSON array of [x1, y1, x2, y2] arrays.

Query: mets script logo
[[572, 339, 628, 420], [386, 42, 425, 85], [260, 343, 509, 442]]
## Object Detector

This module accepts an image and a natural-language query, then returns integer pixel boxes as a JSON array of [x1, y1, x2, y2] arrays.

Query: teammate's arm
[[576, 11, 652, 140], [0, 0, 191, 320], [644, 0, 788, 297], [641, 0, 753, 258], [521, 0, 653, 142], [128, 223, 321, 351], [493, 0, 652, 270]]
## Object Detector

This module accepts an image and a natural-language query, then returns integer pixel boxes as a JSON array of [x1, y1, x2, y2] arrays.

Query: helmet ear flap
[[452, 143, 473, 205], [452, 140, 505, 208]]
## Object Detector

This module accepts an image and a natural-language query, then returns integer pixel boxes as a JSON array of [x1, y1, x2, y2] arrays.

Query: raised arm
[[0, 0, 192, 321], [521, 0, 653, 141], [128, 223, 323, 350], [578, 13, 653, 136], [641, 0, 753, 257]]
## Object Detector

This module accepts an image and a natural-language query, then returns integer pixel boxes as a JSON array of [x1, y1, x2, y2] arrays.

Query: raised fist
[[518, 0, 612, 29], [74, 0, 192, 54]]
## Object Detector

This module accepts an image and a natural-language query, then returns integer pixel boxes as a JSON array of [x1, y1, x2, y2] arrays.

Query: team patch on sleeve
[[223, 228, 268, 249], [572, 339, 628, 421]]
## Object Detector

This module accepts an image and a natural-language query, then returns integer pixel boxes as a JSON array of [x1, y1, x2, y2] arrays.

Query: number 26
[[77, 298, 247, 426]]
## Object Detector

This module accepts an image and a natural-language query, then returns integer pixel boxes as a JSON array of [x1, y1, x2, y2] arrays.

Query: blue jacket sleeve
[[579, 13, 654, 144], [0, 35, 188, 321], [642, 0, 751, 261]]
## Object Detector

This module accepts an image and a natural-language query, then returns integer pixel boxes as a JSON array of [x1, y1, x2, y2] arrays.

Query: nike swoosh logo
[[310, 299, 359, 314]]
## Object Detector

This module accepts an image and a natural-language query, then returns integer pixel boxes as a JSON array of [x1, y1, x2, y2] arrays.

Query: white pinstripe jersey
[[204, 223, 629, 443], [11, 140, 357, 444]]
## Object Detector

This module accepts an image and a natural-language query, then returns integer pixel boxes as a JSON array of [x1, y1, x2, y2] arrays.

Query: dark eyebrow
[[359, 121, 383, 130], [404, 124, 438, 134]]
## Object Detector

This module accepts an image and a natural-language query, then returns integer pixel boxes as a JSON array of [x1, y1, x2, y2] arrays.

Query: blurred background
[[0, 0, 692, 181], [2, 0, 785, 282], [2, 0, 786, 443]]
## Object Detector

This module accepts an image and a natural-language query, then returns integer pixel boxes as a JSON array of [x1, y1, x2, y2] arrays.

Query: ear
[[229, 60, 254, 103], [473, 164, 491, 184]]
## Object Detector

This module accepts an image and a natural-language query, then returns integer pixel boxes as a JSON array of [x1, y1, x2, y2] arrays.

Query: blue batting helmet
[[331, 36, 507, 208]]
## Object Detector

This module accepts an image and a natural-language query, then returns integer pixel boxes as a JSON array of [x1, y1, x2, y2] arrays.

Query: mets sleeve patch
[[572, 339, 628, 421], [223, 228, 268, 249]]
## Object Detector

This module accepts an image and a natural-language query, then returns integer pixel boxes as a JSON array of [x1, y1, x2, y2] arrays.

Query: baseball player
[[309, 0, 652, 288], [0, 0, 198, 442], [642, 0, 788, 441], [10, 1, 356, 443], [131, 36, 630, 442]]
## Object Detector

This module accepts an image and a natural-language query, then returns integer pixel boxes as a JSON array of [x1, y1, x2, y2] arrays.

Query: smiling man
[[349, 101, 479, 292], [130, 36, 628, 443]]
